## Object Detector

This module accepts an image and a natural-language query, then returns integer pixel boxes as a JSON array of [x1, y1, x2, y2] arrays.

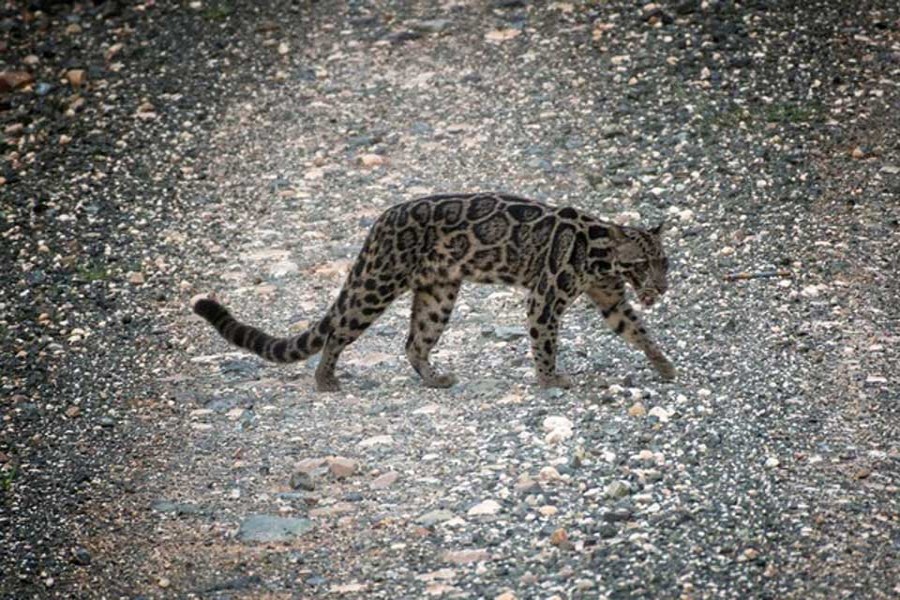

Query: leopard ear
[[651, 220, 668, 236]]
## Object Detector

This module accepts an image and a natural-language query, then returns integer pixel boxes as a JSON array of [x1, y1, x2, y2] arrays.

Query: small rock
[[801, 284, 824, 298], [65, 406, 81, 418], [23, 55, 40, 67], [598, 524, 618, 539], [309, 501, 355, 518], [358, 154, 385, 167], [105, 43, 124, 62], [411, 19, 452, 33], [603, 507, 632, 522], [550, 528, 568, 547], [358, 434, 393, 448], [290, 471, 315, 491], [538, 466, 561, 481], [485, 28, 522, 42], [370, 471, 399, 489], [442, 549, 490, 564], [71, 547, 91, 566], [65, 69, 87, 88], [495, 593, 517, 600], [538, 505, 558, 517], [295, 458, 327, 473], [851, 146, 866, 159], [277, 42, 289, 55], [331, 583, 369, 594], [158, 577, 170, 588], [628, 403, 647, 417], [468, 499, 501, 517], [764, 457, 780, 469], [483, 325, 526, 341], [326, 457, 357, 478], [515, 475, 540, 493], [605, 480, 631, 499], [128, 272, 145, 285], [416, 509, 456, 526], [545, 429, 571, 444], [542, 416, 573, 432], [237, 515, 314, 542], [0, 71, 35, 92], [647, 406, 670, 423], [59, 135, 72, 146], [269, 260, 299, 278]]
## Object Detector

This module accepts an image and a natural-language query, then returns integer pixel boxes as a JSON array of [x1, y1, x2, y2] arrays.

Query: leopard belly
[[193, 193, 675, 391]]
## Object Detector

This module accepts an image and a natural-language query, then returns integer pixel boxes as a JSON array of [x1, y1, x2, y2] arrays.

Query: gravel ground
[[2, 1, 898, 598]]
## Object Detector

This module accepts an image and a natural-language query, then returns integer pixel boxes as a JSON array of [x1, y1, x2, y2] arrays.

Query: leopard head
[[610, 221, 670, 307]]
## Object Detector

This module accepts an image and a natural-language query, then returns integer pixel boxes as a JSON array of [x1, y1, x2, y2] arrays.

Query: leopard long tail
[[192, 297, 333, 363]]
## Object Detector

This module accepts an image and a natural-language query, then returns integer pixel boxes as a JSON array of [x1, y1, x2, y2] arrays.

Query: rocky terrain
[[1, 1, 897, 598]]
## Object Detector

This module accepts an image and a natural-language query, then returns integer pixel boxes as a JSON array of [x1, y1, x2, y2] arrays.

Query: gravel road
[[2, 1, 897, 598]]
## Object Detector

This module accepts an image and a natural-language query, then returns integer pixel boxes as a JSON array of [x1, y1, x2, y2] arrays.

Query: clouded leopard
[[193, 193, 675, 392]]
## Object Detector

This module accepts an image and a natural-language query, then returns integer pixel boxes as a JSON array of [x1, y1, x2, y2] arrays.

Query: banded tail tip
[[191, 294, 228, 322]]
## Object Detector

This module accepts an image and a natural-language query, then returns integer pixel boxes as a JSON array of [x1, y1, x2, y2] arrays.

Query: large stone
[[237, 515, 314, 542]]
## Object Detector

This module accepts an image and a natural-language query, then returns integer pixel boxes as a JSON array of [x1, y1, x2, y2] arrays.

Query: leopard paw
[[315, 375, 341, 393], [654, 358, 677, 381], [424, 372, 458, 388], [537, 373, 573, 389]]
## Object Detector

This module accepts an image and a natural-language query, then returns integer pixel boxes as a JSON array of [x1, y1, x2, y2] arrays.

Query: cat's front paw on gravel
[[315, 376, 342, 393], [538, 374, 573, 389], [654, 359, 677, 381], [424, 373, 458, 388]]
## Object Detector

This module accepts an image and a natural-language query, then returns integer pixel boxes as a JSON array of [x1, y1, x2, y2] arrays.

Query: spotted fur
[[193, 193, 675, 391]]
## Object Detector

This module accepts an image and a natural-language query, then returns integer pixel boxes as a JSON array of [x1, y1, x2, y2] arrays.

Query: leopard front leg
[[587, 288, 676, 380], [526, 285, 574, 389], [405, 280, 461, 388]]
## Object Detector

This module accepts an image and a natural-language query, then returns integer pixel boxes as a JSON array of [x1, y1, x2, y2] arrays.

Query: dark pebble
[[71, 546, 92, 566], [290, 471, 316, 491]]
